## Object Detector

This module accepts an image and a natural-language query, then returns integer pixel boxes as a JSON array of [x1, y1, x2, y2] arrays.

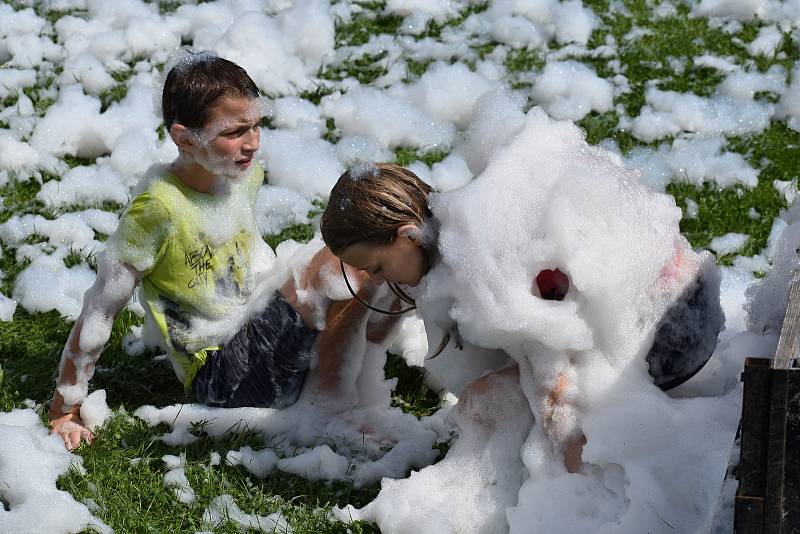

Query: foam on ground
[[0, 408, 112, 534]]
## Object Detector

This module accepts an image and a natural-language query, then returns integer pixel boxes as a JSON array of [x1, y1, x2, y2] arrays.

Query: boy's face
[[185, 96, 261, 179]]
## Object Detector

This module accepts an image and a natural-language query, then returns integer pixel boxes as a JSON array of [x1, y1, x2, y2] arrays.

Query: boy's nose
[[242, 130, 259, 152]]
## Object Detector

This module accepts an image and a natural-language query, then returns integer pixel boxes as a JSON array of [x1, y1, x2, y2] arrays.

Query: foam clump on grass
[[747, 201, 800, 334], [12, 249, 97, 320], [203, 494, 292, 534], [627, 136, 760, 191], [162, 453, 196, 505], [79, 389, 112, 431], [134, 340, 445, 489], [0, 291, 17, 321], [226, 446, 279, 478], [390, 61, 499, 129], [479, 0, 599, 48], [693, 0, 800, 23], [531, 61, 614, 121], [320, 87, 456, 150], [628, 88, 774, 142], [258, 129, 344, 198], [0, 408, 112, 534], [710, 232, 750, 256]]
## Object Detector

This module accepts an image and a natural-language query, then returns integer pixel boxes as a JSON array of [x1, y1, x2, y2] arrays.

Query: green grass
[[0, 174, 46, 223], [394, 147, 449, 167], [334, 3, 404, 48], [505, 48, 547, 74], [298, 84, 337, 106], [264, 223, 317, 251], [667, 121, 800, 264], [384, 353, 439, 418], [319, 51, 390, 85], [421, 2, 489, 40], [56, 414, 382, 533], [99, 82, 129, 113]]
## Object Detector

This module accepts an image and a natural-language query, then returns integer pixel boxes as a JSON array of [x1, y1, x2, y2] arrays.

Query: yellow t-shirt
[[107, 162, 268, 388]]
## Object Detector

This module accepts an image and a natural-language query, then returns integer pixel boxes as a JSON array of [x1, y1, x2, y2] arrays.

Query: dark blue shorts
[[646, 265, 724, 390], [192, 292, 317, 408]]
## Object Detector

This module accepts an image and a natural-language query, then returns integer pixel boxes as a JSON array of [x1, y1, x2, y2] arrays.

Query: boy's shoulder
[[123, 161, 264, 226]]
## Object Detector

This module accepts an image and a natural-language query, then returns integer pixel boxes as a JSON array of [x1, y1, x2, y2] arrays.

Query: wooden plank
[[773, 269, 800, 370], [764, 368, 789, 532], [735, 496, 764, 534], [782, 370, 800, 529], [738, 358, 772, 498]]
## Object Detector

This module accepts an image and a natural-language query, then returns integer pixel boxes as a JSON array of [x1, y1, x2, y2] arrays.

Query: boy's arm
[[50, 257, 141, 450]]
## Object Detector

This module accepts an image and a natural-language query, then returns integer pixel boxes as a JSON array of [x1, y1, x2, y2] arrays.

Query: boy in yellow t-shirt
[[49, 52, 379, 450]]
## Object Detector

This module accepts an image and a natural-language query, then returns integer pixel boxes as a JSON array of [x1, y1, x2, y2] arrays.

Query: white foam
[[391, 61, 497, 129], [628, 88, 773, 142], [202, 494, 292, 533], [0, 408, 112, 534], [428, 154, 474, 192], [225, 446, 279, 478], [335, 135, 395, 166], [458, 88, 526, 176], [532, 61, 614, 121], [255, 185, 314, 236], [258, 129, 343, 198], [0, 291, 17, 321], [320, 87, 456, 150], [774, 179, 799, 205], [351, 108, 731, 533], [626, 136, 759, 191], [0, 68, 37, 99], [746, 24, 784, 58], [79, 389, 112, 431], [779, 62, 800, 131], [710, 232, 750, 255]]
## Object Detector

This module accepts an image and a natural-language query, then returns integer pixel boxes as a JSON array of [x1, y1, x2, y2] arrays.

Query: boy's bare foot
[[50, 413, 94, 450]]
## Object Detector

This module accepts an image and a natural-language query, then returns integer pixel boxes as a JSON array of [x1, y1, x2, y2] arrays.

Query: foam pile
[[0, 408, 111, 533], [341, 109, 739, 533], [134, 339, 447, 489]]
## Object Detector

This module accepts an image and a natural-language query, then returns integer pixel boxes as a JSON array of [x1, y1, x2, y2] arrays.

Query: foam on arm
[[55, 256, 140, 407], [536, 364, 582, 450]]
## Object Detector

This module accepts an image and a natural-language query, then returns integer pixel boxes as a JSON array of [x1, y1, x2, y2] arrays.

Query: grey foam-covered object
[[646, 257, 725, 390]]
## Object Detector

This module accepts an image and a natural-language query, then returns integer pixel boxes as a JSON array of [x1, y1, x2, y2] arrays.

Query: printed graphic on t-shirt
[[185, 241, 214, 289], [158, 230, 254, 354]]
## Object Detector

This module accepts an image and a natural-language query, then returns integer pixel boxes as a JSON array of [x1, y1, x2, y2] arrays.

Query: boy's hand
[[50, 413, 94, 450], [49, 390, 93, 450]]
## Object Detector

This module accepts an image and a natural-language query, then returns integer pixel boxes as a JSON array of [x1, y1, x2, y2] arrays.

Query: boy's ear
[[169, 123, 194, 151], [397, 224, 422, 242]]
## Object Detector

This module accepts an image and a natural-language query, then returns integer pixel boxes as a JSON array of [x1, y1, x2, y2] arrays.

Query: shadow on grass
[[0, 308, 182, 411]]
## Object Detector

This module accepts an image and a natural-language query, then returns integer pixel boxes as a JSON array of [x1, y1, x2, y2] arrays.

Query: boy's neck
[[170, 155, 228, 195]]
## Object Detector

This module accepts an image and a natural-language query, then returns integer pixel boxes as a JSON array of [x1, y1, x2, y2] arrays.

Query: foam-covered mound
[[344, 108, 735, 533], [747, 201, 800, 334], [0, 408, 111, 534]]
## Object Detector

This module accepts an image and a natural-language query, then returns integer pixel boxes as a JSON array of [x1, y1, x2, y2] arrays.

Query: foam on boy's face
[[189, 96, 262, 180]]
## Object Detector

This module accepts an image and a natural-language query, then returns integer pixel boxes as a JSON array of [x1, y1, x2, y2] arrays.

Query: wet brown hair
[[321, 162, 434, 254], [162, 52, 259, 130]]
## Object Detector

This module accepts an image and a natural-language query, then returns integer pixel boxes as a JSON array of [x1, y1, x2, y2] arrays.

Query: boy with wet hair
[[49, 51, 377, 450]]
